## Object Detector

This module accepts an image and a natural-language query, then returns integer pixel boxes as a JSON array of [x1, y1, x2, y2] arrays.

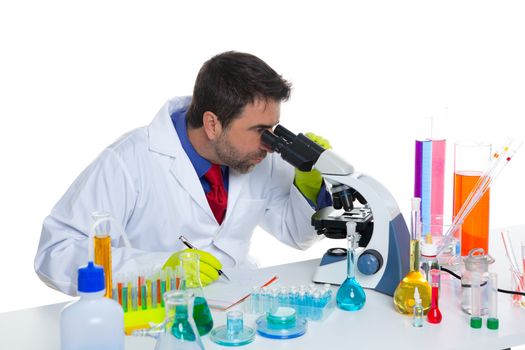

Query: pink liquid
[[430, 140, 446, 234]]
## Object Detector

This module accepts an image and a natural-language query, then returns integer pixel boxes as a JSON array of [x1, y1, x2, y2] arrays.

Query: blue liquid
[[336, 277, 366, 311]]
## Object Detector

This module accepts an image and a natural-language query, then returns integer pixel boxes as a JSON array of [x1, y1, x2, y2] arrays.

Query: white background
[[1, 0, 524, 314]]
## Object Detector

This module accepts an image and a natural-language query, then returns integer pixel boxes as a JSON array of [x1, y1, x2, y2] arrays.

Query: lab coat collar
[[148, 96, 249, 226], [148, 96, 192, 158]]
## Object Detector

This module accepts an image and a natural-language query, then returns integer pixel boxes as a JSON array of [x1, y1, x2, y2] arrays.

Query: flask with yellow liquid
[[393, 198, 431, 314]]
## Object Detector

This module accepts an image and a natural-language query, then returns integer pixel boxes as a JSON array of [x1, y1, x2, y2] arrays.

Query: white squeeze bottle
[[60, 261, 124, 350]]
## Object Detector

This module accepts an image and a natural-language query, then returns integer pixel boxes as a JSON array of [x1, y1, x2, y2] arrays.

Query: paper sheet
[[203, 268, 278, 311]]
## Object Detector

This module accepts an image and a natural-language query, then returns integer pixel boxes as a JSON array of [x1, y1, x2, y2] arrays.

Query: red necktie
[[204, 164, 228, 224]]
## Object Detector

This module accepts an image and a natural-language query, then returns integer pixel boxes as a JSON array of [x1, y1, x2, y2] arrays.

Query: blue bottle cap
[[78, 261, 105, 293]]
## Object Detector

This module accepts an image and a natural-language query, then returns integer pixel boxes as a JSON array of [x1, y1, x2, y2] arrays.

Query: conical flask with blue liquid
[[336, 221, 366, 311]]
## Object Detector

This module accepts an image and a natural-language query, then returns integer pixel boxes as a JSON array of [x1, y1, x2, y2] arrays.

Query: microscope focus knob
[[357, 249, 384, 275]]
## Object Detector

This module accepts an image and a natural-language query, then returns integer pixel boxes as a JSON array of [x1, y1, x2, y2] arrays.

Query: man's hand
[[294, 132, 331, 204], [163, 248, 222, 286]]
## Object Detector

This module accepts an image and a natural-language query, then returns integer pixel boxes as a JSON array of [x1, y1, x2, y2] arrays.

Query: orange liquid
[[453, 172, 490, 256], [94, 235, 112, 298]]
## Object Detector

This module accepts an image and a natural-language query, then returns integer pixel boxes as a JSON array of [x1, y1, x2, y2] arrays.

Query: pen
[[179, 235, 231, 281]]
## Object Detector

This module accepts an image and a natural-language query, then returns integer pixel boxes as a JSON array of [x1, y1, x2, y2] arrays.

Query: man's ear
[[202, 111, 222, 140]]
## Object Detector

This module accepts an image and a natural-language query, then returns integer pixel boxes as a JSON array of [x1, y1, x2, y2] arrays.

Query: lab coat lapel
[[169, 155, 213, 220], [148, 97, 216, 222]]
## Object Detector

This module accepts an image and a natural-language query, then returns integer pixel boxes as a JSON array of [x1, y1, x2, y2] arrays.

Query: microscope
[[262, 126, 410, 296]]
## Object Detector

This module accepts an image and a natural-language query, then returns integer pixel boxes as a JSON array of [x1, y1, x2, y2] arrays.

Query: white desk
[[2, 225, 525, 350]]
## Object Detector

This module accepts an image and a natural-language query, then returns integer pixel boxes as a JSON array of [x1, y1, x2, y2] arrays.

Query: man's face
[[213, 99, 280, 174]]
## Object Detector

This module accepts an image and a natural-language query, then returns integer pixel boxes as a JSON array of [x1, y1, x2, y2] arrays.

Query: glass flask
[[133, 290, 204, 350], [461, 248, 494, 315], [336, 222, 366, 311], [179, 251, 214, 336], [427, 269, 442, 324], [393, 198, 431, 314]]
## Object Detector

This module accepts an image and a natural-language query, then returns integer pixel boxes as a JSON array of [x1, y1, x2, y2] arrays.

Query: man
[[35, 51, 331, 295]]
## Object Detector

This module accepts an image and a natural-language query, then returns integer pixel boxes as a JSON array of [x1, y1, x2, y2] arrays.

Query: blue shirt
[[171, 108, 331, 209], [171, 108, 229, 192]]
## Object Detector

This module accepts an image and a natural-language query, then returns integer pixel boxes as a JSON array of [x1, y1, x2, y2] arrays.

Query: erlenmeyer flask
[[179, 251, 214, 336], [133, 290, 204, 350]]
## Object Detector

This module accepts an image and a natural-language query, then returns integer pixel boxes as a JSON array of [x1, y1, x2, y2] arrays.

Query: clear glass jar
[[461, 248, 494, 315]]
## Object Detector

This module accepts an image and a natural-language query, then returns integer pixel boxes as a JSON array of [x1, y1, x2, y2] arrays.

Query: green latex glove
[[294, 132, 331, 204], [163, 248, 222, 286]]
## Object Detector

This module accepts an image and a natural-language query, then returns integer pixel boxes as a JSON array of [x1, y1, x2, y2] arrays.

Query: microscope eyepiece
[[260, 125, 326, 172]]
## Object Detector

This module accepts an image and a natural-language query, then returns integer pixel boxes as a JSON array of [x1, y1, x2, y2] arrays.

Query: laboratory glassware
[[336, 221, 366, 311], [133, 290, 205, 350], [412, 288, 424, 328], [414, 139, 446, 237], [91, 212, 113, 298], [60, 262, 124, 350], [453, 141, 491, 256], [179, 251, 214, 336], [420, 234, 440, 283], [461, 248, 494, 315], [394, 198, 431, 314], [510, 268, 525, 308], [210, 310, 255, 347], [256, 306, 307, 339], [427, 269, 442, 324], [487, 273, 499, 330], [470, 272, 482, 329]]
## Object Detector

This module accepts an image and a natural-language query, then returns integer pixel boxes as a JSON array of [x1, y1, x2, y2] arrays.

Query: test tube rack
[[112, 267, 180, 334], [245, 284, 336, 322]]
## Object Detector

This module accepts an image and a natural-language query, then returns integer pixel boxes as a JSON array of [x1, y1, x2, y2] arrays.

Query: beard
[[214, 133, 267, 174]]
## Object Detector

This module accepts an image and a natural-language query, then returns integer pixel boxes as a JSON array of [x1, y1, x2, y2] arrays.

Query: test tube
[[160, 270, 167, 307], [112, 278, 119, 303], [151, 271, 158, 309], [122, 274, 129, 312], [487, 273, 499, 330], [278, 287, 289, 308], [250, 287, 260, 314], [270, 288, 279, 314], [131, 275, 138, 311], [470, 272, 482, 329], [297, 290, 307, 318]]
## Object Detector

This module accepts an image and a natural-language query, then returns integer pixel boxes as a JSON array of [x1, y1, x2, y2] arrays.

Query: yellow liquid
[[393, 240, 431, 314], [94, 235, 112, 298]]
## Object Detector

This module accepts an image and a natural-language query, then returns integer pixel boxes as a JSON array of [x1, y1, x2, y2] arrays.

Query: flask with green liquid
[[393, 198, 431, 314], [179, 251, 214, 336]]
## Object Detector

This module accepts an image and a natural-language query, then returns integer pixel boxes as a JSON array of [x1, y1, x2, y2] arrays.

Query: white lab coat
[[35, 96, 319, 295]]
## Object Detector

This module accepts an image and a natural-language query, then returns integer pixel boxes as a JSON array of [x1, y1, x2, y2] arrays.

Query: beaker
[[461, 248, 494, 315], [179, 251, 214, 336], [133, 290, 204, 350], [453, 141, 491, 256]]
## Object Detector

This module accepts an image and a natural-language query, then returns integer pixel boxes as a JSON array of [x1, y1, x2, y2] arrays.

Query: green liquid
[[193, 296, 213, 336]]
